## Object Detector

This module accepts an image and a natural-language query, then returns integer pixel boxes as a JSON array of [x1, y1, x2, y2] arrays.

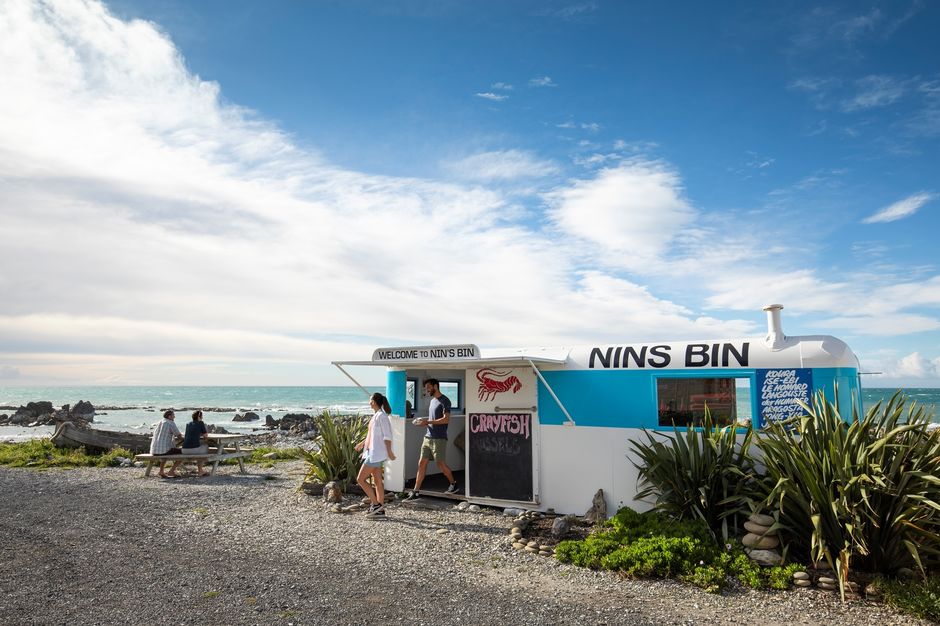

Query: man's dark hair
[[425, 378, 439, 388], [163, 409, 175, 419]]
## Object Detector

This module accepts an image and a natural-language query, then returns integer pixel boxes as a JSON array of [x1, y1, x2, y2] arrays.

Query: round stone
[[748, 513, 775, 526], [524, 546, 538, 553], [511, 533, 523, 541], [793, 571, 810, 580], [539, 550, 552, 556], [539, 545, 550, 551], [741, 533, 780, 549], [510, 527, 521, 535], [527, 540, 538, 548], [512, 542, 525, 550], [743, 520, 774, 535], [794, 579, 812, 587], [818, 576, 837, 585], [436, 528, 450, 534]]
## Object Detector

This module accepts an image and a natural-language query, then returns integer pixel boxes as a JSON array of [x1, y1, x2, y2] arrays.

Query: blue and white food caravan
[[333, 305, 861, 516]]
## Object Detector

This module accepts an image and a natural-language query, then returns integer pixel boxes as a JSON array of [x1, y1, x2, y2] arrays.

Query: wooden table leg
[[145, 460, 154, 477], [235, 440, 247, 474]]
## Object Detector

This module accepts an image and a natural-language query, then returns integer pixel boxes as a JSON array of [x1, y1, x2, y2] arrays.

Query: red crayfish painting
[[476, 368, 522, 402]]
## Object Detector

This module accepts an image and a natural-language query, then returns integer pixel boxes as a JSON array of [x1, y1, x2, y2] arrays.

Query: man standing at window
[[406, 379, 458, 498]]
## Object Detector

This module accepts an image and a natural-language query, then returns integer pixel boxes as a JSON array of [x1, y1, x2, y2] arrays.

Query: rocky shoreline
[[0, 462, 928, 626]]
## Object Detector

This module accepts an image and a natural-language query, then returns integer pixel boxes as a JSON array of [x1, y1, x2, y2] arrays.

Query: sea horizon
[[2, 384, 938, 443]]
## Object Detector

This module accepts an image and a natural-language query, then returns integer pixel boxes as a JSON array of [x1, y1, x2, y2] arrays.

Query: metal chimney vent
[[762, 304, 786, 350]]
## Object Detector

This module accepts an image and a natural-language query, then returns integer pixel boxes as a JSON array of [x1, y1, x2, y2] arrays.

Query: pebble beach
[[0, 461, 929, 626]]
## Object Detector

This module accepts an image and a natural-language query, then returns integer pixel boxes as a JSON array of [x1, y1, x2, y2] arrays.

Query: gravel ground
[[0, 462, 928, 626]]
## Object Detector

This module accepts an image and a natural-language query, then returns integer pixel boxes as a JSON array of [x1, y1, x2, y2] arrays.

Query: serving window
[[656, 377, 750, 427]]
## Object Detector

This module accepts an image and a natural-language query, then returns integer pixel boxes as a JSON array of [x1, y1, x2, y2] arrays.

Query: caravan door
[[465, 366, 539, 503]]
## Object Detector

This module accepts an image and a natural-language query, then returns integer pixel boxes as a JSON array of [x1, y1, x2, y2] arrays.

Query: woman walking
[[355, 392, 396, 518]]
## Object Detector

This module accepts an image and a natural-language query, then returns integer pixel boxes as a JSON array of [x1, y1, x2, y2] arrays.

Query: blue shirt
[[183, 420, 207, 449], [426, 395, 451, 439]]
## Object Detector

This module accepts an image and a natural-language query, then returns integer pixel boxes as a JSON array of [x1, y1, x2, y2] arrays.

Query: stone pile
[[742, 512, 782, 566], [507, 510, 556, 557], [0, 400, 94, 427]]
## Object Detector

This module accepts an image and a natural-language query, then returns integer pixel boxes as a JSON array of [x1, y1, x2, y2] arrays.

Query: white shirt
[[150, 418, 181, 454], [364, 410, 393, 463]]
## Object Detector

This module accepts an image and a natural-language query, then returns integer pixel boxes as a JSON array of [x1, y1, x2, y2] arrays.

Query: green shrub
[[630, 407, 757, 541], [754, 390, 940, 595], [879, 575, 940, 622], [298, 411, 367, 488], [557, 507, 800, 594]]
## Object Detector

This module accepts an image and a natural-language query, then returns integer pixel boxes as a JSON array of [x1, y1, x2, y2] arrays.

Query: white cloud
[[556, 121, 575, 129], [545, 161, 695, 266], [863, 191, 935, 223], [443, 150, 559, 181], [475, 91, 507, 101], [886, 352, 940, 379], [841, 74, 906, 112], [0, 0, 762, 384], [581, 122, 600, 132], [491, 82, 513, 90], [529, 76, 557, 87]]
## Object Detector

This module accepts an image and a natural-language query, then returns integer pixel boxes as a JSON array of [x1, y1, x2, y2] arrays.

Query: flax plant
[[756, 390, 940, 598], [299, 411, 368, 488], [630, 408, 757, 542]]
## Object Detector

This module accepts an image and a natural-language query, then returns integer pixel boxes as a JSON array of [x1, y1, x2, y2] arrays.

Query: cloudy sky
[[1, 0, 939, 386]]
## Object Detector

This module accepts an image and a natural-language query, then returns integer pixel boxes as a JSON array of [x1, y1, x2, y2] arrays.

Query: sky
[[1, 0, 939, 387]]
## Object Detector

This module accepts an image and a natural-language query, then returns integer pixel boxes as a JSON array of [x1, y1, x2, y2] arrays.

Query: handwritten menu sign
[[468, 413, 533, 501], [757, 368, 813, 427]]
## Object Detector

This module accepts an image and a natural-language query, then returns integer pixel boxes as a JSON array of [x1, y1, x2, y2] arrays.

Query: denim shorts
[[364, 459, 386, 469]]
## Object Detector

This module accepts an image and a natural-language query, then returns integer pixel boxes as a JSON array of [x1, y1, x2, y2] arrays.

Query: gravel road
[[0, 462, 927, 626]]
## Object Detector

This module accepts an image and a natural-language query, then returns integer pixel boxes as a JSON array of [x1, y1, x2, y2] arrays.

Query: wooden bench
[[135, 451, 251, 476]]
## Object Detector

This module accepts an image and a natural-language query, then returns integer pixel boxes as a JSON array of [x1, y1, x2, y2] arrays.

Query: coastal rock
[[71, 400, 95, 415], [243, 411, 260, 420], [206, 424, 230, 434], [265, 415, 278, 428], [18, 401, 54, 418], [584, 489, 607, 523], [232, 413, 258, 422]]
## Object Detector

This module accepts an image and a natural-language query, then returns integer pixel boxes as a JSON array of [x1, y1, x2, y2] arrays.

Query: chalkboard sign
[[468, 413, 533, 501], [756, 368, 813, 427]]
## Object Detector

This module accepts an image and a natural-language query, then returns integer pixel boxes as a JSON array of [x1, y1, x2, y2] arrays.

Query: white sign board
[[371, 344, 480, 363]]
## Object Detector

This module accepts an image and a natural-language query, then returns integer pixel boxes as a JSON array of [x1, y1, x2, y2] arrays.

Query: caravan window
[[657, 377, 751, 427], [406, 378, 418, 417], [438, 380, 462, 412]]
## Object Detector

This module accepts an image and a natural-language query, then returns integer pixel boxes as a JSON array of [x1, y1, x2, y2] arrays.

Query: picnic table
[[135, 432, 253, 477]]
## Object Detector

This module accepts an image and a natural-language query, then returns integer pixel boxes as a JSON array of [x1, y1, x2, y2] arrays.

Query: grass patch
[[0, 439, 133, 468], [880, 576, 940, 622], [202, 591, 220, 599]]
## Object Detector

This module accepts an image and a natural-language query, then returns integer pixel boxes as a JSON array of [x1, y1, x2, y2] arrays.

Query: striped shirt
[[150, 418, 181, 455]]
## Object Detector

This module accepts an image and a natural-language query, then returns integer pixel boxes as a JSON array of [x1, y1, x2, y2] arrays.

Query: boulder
[[232, 413, 257, 422], [265, 415, 278, 428], [243, 411, 260, 420], [300, 480, 325, 496], [551, 515, 575, 538], [584, 488, 607, 523], [742, 533, 780, 549]]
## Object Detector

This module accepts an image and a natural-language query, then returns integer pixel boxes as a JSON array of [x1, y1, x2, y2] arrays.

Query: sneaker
[[446, 482, 459, 494], [404, 490, 420, 500], [366, 505, 386, 518], [365, 503, 379, 513]]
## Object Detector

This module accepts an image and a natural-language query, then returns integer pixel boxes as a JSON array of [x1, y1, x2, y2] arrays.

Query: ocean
[[0, 385, 937, 442]]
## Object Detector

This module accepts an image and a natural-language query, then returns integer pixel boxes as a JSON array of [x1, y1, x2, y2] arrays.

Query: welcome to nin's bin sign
[[372, 344, 480, 363]]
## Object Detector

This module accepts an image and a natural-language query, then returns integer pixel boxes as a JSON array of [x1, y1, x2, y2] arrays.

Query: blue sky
[[0, 0, 938, 386]]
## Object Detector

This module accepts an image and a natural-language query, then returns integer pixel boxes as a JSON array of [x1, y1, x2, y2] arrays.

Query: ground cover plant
[[555, 507, 798, 593], [878, 575, 940, 622], [0, 439, 133, 468], [298, 411, 367, 488], [755, 391, 940, 596], [630, 407, 756, 541]]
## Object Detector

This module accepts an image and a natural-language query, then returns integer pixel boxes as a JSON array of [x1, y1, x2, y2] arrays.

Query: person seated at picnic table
[[150, 409, 184, 479], [181, 410, 210, 477]]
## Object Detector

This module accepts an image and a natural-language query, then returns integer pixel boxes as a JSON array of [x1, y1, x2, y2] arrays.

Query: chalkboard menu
[[467, 413, 533, 501], [756, 368, 813, 427]]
